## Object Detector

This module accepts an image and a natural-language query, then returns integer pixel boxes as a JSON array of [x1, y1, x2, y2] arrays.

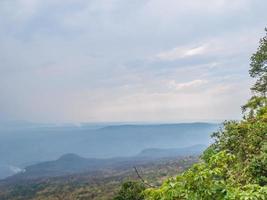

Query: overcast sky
[[0, 0, 267, 123]]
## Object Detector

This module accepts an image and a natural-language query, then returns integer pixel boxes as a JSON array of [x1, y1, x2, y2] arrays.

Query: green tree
[[250, 28, 267, 96], [113, 181, 145, 200]]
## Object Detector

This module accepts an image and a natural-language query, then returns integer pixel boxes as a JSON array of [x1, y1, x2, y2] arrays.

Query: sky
[[0, 0, 267, 123]]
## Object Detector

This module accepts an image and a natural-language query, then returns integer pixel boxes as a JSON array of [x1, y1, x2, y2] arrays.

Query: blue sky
[[0, 0, 267, 123]]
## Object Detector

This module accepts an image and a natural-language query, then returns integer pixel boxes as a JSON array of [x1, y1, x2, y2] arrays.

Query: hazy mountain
[[5, 144, 206, 181], [137, 144, 207, 158], [0, 122, 219, 179]]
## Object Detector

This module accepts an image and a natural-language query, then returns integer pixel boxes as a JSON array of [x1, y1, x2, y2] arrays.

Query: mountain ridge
[[0, 123, 219, 179], [3, 144, 206, 181]]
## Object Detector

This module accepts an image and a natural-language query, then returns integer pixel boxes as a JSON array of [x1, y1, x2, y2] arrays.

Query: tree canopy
[[250, 28, 267, 96], [113, 181, 145, 200]]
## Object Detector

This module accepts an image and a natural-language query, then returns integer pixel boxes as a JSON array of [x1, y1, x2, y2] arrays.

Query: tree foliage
[[144, 28, 267, 200], [113, 181, 145, 200], [250, 28, 267, 96]]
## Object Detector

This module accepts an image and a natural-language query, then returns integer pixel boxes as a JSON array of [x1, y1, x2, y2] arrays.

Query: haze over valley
[[0, 122, 218, 179]]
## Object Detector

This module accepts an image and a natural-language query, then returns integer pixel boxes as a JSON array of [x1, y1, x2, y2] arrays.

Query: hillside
[[0, 156, 199, 200], [137, 144, 206, 158], [3, 144, 206, 181], [0, 123, 218, 179]]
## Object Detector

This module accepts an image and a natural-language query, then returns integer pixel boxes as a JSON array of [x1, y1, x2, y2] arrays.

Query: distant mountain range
[[0, 122, 220, 179], [4, 144, 206, 181], [137, 144, 207, 158]]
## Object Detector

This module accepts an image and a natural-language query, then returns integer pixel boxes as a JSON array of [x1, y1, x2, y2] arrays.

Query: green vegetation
[[144, 29, 267, 200], [113, 181, 145, 200], [0, 157, 198, 200]]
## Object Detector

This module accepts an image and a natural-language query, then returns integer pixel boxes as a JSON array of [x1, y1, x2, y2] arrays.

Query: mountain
[[0, 156, 199, 200], [137, 144, 207, 158], [0, 122, 219, 179], [5, 144, 206, 181]]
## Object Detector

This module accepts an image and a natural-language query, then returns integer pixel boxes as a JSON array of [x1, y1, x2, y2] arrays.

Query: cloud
[[82, 79, 250, 122], [0, 0, 266, 122], [155, 45, 208, 61], [169, 79, 208, 91], [9, 165, 25, 174], [153, 31, 260, 63]]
